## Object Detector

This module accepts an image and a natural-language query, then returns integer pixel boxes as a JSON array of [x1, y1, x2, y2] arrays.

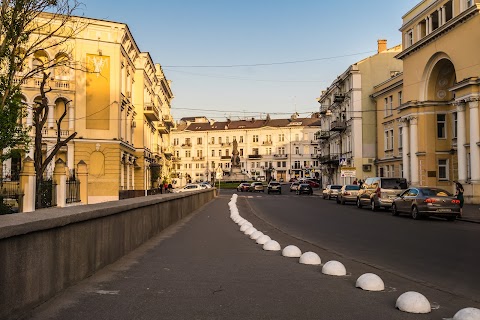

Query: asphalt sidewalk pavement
[[28, 193, 478, 320], [312, 189, 480, 223]]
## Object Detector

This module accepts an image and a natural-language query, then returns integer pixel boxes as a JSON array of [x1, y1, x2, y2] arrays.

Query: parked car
[[336, 185, 361, 205], [304, 179, 320, 188], [391, 187, 460, 221], [199, 181, 212, 189], [290, 182, 300, 192], [173, 184, 203, 193], [267, 181, 282, 194], [289, 178, 298, 182], [249, 182, 264, 192], [237, 182, 251, 192], [296, 183, 313, 195], [322, 185, 342, 199], [356, 177, 408, 211]]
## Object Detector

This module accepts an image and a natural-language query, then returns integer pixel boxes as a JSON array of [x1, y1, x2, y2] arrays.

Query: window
[[266, 135, 272, 142], [252, 148, 259, 155], [175, 150, 180, 157], [282, 161, 287, 167], [437, 114, 446, 139], [295, 147, 300, 155], [279, 134, 285, 142], [218, 137, 222, 144], [197, 150, 203, 158], [384, 95, 393, 116], [453, 112, 458, 139], [240, 148, 243, 156], [266, 148, 272, 155], [226, 136, 229, 143], [173, 138, 179, 146], [384, 129, 394, 150], [226, 149, 229, 156], [399, 127, 403, 149], [253, 135, 259, 142], [294, 161, 301, 169], [211, 149, 215, 157], [239, 136, 244, 143], [233, 136, 236, 142], [467, 0, 474, 9], [406, 29, 414, 47], [398, 91, 403, 106], [438, 159, 449, 180], [211, 137, 215, 144], [218, 150, 222, 157], [277, 162, 281, 167], [185, 150, 191, 157], [197, 137, 203, 145], [185, 138, 191, 145], [278, 147, 285, 155]]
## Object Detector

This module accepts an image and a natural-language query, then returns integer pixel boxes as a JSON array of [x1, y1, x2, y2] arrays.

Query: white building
[[316, 40, 403, 187], [171, 114, 322, 185]]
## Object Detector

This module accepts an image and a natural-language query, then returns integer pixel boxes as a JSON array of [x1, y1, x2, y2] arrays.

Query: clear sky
[[78, 0, 420, 121]]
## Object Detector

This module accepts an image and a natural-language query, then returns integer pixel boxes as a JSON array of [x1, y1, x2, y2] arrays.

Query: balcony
[[311, 154, 319, 159], [157, 123, 169, 134], [317, 130, 330, 140], [221, 156, 231, 160], [320, 104, 329, 115], [144, 103, 160, 121], [262, 141, 273, 146], [181, 143, 192, 148], [330, 120, 346, 131], [274, 154, 288, 159], [193, 156, 205, 161], [172, 156, 181, 162], [333, 93, 345, 103], [163, 114, 174, 125], [310, 140, 318, 145], [163, 147, 173, 156], [221, 142, 231, 147], [248, 154, 262, 159], [319, 154, 340, 165], [42, 128, 71, 138]]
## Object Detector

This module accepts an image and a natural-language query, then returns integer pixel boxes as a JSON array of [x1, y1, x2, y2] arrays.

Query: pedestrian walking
[[453, 180, 464, 217], [352, 179, 358, 185]]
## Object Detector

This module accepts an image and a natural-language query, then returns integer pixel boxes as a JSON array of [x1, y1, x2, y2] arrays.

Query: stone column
[[469, 98, 480, 182], [53, 158, 66, 207], [68, 104, 75, 130], [428, 15, 433, 34], [400, 119, 411, 183], [67, 143, 74, 170], [77, 160, 88, 204], [409, 117, 419, 185], [26, 103, 33, 126], [19, 157, 35, 213], [456, 101, 467, 182]]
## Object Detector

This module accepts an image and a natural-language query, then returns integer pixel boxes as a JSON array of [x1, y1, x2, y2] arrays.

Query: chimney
[[378, 39, 387, 53]]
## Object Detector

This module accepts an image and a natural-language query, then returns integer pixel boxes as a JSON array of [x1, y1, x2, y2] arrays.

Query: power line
[[163, 51, 377, 68]]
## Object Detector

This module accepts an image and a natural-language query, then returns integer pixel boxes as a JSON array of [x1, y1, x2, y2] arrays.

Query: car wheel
[[392, 203, 399, 216], [336, 198, 340, 204], [411, 206, 421, 220], [446, 216, 456, 221], [356, 198, 362, 208], [370, 200, 377, 212], [341, 198, 345, 205], [328, 195, 331, 200], [267, 191, 270, 194]]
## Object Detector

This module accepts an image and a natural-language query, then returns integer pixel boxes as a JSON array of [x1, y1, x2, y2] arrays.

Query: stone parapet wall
[[0, 189, 215, 319]]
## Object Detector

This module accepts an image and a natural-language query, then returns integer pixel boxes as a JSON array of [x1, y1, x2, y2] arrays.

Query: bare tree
[[0, 0, 87, 207]]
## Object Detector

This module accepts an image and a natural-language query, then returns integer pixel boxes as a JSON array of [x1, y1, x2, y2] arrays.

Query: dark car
[[236, 182, 251, 192], [296, 183, 313, 195], [391, 187, 460, 221], [267, 181, 282, 194]]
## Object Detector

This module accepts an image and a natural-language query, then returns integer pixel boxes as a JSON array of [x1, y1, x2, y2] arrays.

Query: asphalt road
[[245, 184, 480, 302], [26, 188, 480, 320]]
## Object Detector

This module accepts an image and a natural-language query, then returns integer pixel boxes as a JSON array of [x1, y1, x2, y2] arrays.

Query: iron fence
[[0, 180, 21, 214], [66, 179, 81, 204], [36, 179, 57, 209]]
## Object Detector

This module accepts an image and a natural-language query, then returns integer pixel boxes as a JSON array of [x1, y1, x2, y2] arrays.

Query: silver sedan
[[391, 187, 460, 221]]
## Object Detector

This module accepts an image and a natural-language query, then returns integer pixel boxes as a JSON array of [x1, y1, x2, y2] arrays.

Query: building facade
[[396, 0, 480, 203], [316, 40, 403, 187], [3, 16, 174, 204], [171, 114, 322, 185]]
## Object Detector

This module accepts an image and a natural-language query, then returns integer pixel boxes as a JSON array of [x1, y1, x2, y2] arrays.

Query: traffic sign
[[215, 167, 223, 180], [340, 167, 356, 178]]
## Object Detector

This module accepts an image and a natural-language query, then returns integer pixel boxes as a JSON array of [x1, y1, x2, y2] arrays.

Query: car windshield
[[421, 188, 453, 197], [331, 185, 342, 189], [270, 183, 280, 186], [381, 178, 408, 189], [345, 185, 360, 190]]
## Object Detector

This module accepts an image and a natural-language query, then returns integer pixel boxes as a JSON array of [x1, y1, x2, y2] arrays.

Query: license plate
[[437, 208, 452, 213]]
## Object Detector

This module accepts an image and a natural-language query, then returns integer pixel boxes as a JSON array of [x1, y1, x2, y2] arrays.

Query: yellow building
[[8, 16, 174, 204], [396, 0, 480, 203]]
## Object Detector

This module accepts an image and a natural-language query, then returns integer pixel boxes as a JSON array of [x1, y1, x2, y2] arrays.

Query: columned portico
[[409, 117, 419, 186], [468, 97, 480, 182], [455, 101, 467, 183]]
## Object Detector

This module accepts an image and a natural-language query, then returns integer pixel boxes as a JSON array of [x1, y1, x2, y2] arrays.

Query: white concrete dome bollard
[[299, 252, 321, 265], [453, 308, 480, 320], [250, 231, 264, 240], [256, 235, 271, 245], [244, 227, 257, 236], [239, 220, 251, 227], [322, 260, 347, 276], [395, 291, 431, 314], [240, 223, 253, 232], [263, 240, 281, 251], [355, 273, 385, 291], [237, 218, 246, 225], [282, 245, 302, 258]]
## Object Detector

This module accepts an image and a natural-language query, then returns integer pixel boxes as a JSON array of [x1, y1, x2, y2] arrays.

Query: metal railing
[[66, 179, 81, 204]]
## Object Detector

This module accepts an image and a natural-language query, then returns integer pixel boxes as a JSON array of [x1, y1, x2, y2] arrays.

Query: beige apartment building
[[171, 114, 322, 185], [3, 16, 174, 204], [395, 0, 480, 203], [316, 40, 403, 187]]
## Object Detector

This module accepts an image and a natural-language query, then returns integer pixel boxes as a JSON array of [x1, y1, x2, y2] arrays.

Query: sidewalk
[[312, 189, 480, 223]]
